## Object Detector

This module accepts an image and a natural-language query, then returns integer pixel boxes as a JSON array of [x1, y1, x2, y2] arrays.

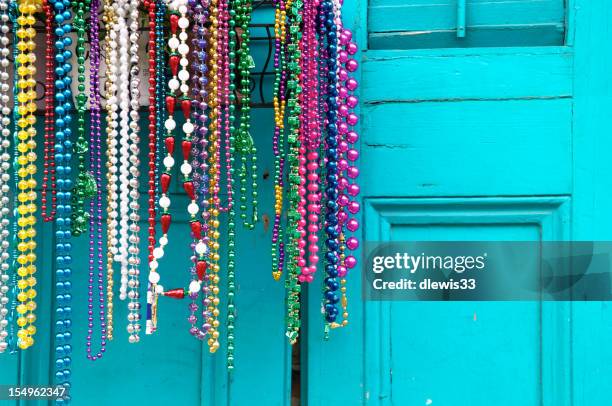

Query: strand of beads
[[297, 0, 321, 284], [319, 0, 341, 325], [234, 0, 258, 230], [283, 0, 304, 344], [41, 0, 57, 223], [146, 0, 190, 334], [143, 0, 158, 338], [271, 0, 287, 281], [70, 0, 95, 237], [330, 6, 360, 329], [204, 0, 221, 350], [0, 0, 11, 353], [125, 0, 142, 343], [7, 7, 18, 353], [14, 0, 39, 351], [145, 0, 158, 299], [186, 0, 211, 343], [86, 0, 107, 359], [103, 0, 118, 340], [115, 0, 132, 299], [146, 0, 167, 334], [52, 0, 75, 396]]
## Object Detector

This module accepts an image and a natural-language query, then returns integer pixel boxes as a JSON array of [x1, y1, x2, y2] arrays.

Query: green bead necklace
[[71, 0, 96, 236], [284, 0, 303, 344], [234, 0, 258, 230]]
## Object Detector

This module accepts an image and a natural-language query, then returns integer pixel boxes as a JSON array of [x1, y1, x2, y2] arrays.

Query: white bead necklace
[[114, 0, 132, 302], [105, 0, 120, 341], [126, 0, 142, 343], [0, 0, 10, 353], [146, 0, 190, 335]]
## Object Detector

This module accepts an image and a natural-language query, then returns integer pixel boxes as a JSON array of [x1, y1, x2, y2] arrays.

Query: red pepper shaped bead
[[160, 173, 171, 193], [190, 221, 202, 240], [181, 99, 191, 118], [169, 14, 179, 34], [163, 288, 185, 299], [183, 181, 195, 200], [161, 214, 172, 234], [196, 261, 207, 281], [169, 55, 179, 76], [166, 95, 176, 114], [182, 140, 192, 161], [165, 137, 175, 155]]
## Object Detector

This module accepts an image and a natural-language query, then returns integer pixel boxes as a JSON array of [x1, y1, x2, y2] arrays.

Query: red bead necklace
[[145, 0, 157, 264], [41, 0, 57, 222]]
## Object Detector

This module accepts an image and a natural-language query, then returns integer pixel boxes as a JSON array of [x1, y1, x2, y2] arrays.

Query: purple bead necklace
[[188, 0, 212, 340], [87, 0, 107, 359], [271, 0, 287, 280]]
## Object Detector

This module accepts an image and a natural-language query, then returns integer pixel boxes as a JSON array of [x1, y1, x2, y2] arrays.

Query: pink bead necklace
[[298, 0, 322, 282]]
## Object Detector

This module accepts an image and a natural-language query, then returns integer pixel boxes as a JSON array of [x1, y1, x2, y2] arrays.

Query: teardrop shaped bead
[[161, 214, 172, 234], [160, 173, 171, 194], [183, 181, 195, 200], [190, 220, 202, 240], [166, 95, 176, 114], [164, 136, 175, 155], [196, 261, 207, 281], [182, 140, 192, 161], [163, 288, 185, 299]]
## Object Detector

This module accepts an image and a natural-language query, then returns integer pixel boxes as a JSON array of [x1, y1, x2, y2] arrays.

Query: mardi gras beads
[[0, 0, 11, 353], [51, 0, 75, 397], [234, 0, 258, 230], [271, 0, 287, 281], [70, 0, 95, 237], [14, 0, 39, 351], [146, 0, 191, 334], [103, 0, 118, 340], [41, 0, 56, 223], [283, 0, 304, 344], [86, 0, 107, 358], [125, 0, 142, 344]]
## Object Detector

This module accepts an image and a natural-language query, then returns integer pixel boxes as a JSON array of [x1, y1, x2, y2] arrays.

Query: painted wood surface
[[306, 0, 612, 405], [368, 0, 565, 49]]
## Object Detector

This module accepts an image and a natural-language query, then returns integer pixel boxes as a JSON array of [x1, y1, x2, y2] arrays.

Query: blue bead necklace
[[6, 2, 18, 354], [319, 0, 341, 323], [51, 0, 75, 402]]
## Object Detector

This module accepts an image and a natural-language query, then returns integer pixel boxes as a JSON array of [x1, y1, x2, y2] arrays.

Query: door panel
[[362, 100, 572, 197], [363, 197, 571, 405]]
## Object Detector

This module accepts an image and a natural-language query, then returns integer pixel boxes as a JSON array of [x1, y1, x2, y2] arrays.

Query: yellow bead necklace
[[14, 0, 39, 350]]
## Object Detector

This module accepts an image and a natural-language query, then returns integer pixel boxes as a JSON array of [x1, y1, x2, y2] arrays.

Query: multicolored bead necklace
[[147, 0, 192, 334]]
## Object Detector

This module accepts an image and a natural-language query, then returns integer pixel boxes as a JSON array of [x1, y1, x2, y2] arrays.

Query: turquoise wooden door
[[306, 0, 612, 405]]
